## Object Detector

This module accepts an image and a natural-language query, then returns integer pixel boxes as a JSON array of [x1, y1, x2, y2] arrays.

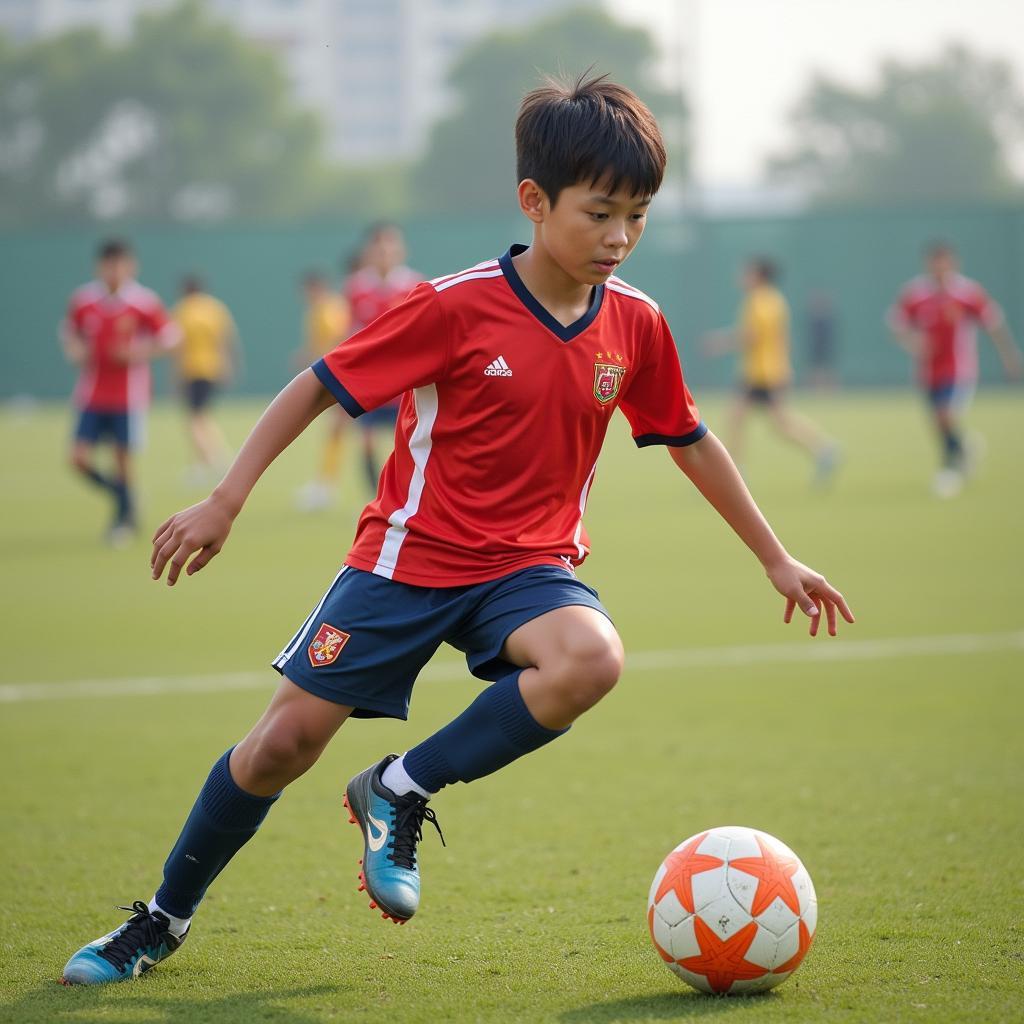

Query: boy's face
[[927, 249, 957, 282], [527, 179, 650, 286], [366, 228, 406, 274], [97, 255, 135, 292]]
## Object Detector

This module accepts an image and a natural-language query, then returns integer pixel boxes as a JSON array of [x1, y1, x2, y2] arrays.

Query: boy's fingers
[[825, 599, 838, 636], [151, 516, 173, 545], [808, 598, 821, 636], [783, 597, 795, 623], [186, 548, 216, 575]]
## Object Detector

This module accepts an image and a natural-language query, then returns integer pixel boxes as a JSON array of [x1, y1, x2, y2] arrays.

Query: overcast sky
[[613, 0, 1024, 186]]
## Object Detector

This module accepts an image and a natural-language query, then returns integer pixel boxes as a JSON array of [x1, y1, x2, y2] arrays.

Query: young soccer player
[[889, 241, 1022, 498], [294, 271, 352, 511], [62, 75, 853, 985], [705, 257, 839, 483], [62, 239, 178, 545], [174, 275, 239, 483], [343, 223, 423, 489]]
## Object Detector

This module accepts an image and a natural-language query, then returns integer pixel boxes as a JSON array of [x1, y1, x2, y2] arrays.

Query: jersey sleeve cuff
[[312, 358, 366, 418], [634, 422, 708, 448]]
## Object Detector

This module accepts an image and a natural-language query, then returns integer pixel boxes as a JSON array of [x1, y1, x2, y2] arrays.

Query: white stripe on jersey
[[606, 278, 660, 312], [273, 567, 348, 668], [430, 259, 500, 287], [373, 385, 439, 579], [433, 268, 504, 293], [572, 461, 598, 560]]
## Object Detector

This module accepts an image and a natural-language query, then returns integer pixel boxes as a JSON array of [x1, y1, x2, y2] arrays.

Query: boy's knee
[[70, 450, 90, 473], [552, 629, 624, 711], [235, 721, 323, 789]]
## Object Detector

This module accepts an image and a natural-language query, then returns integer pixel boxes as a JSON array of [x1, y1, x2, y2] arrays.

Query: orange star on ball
[[729, 834, 802, 916], [654, 832, 724, 914]]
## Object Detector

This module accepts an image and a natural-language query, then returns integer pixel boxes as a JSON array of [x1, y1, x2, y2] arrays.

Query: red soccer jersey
[[65, 281, 173, 411], [890, 274, 1002, 387], [314, 246, 706, 586], [344, 265, 423, 333]]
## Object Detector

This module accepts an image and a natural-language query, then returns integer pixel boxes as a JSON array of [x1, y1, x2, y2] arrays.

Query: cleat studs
[[348, 815, 356, 824], [382, 912, 388, 919], [368, 900, 377, 910], [358, 883, 365, 892]]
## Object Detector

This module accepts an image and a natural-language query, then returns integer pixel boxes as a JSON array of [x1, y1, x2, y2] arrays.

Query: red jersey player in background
[[889, 241, 1022, 498], [61, 239, 178, 545], [343, 222, 422, 490], [63, 75, 853, 985]]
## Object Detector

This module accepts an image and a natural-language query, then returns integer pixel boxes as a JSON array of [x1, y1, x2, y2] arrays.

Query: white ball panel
[[725, 864, 759, 915], [721, 827, 760, 859], [653, 888, 687, 927], [649, 903, 676, 959], [755, 895, 800, 938], [744, 922, 781, 970], [690, 863, 726, 912], [696, 893, 751, 941], [793, 865, 817, 916], [667, 914, 700, 961], [803, 897, 818, 937], [773, 918, 800, 968], [690, 828, 731, 862]]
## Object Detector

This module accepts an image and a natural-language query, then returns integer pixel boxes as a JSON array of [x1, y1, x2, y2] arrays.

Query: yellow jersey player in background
[[706, 257, 839, 484], [295, 270, 351, 511], [174, 275, 239, 484]]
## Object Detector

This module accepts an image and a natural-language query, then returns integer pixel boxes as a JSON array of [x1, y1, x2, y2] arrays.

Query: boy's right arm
[[151, 368, 335, 585]]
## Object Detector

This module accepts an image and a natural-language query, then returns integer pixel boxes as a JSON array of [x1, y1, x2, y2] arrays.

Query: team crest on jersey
[[593, 359, 627, 404], [308, 623, 351, 667]]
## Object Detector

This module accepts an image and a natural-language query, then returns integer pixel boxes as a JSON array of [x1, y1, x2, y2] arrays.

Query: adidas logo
[[484, 355, 513, 377]]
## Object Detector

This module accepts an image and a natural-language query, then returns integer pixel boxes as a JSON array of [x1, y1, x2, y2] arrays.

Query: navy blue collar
[[499, 244, 605, 342]]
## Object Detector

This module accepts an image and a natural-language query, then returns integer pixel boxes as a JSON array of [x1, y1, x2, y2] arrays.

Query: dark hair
[[516, 72, 666, 206], [97, 238, 132, 261], [181, 274, 204, 294], [925, 239, 955, 259], [364, 221, 401, 242], [749, 257, 779, 284]]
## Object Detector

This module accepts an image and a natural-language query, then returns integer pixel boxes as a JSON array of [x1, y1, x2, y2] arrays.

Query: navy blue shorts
[[74, 409, 141, 449], [272, 564, 610, 720], [926, 380, 973, 411]]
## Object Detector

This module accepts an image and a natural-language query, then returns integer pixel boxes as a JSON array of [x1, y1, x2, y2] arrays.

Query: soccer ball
[[647, 826, 817, 995]]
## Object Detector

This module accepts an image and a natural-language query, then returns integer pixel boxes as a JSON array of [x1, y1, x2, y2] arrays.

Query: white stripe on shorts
[[273, 566, 348, 669]]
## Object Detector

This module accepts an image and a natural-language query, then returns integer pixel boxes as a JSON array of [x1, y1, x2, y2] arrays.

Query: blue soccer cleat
[[61, 901, 188, 985], [343, 754, 444, 924]]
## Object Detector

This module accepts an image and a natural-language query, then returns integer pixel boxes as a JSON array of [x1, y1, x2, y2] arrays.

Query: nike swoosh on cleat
[[367, 812, 389, 852]]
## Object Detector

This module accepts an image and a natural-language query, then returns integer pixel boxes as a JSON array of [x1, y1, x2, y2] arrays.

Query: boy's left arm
[[669, 431, 854, 636]]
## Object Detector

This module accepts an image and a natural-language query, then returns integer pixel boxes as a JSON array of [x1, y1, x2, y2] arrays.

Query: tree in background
[[416, 7, 688, 214], [0, 0, 324, 227], [767, 46, 1024, 206]]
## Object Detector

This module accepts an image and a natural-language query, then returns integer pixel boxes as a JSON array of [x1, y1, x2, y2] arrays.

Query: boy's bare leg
[[232, 677, 354, 795]]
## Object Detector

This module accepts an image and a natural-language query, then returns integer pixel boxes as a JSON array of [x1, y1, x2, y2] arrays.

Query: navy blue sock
[[941, 427, 963, 467], [155, 749, 279, 919], [80, 466, 116, 494], [403, 671, 567, 793], [111, 478, 133, 524], [363, 449, 379, 490]]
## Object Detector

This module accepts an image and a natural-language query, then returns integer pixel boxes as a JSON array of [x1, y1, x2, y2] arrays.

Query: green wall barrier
[[2, 203, 1021, 399]]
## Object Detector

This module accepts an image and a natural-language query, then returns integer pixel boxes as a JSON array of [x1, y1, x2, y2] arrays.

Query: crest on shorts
[[593, 359, 627, 404], [308, 623, 351, 667]]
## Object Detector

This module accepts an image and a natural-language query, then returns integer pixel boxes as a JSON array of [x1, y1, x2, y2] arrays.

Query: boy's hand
[[151, 493, 235, 586], [766, 556, 854, 637]]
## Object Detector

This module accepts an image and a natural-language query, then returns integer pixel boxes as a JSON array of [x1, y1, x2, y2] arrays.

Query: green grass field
[[1, 393, 1022, 1024]]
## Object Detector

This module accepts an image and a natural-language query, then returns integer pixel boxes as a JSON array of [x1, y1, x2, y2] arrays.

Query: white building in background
[[0, 0, 592, 162]]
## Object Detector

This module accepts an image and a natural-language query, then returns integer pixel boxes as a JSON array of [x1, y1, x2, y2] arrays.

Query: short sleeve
[[619, 313, 707, 448], [313, 282, 447, 418], [141, 298, 170, 337], [887, 287, 916, 331], [966, 284, 1003, 330], [66, 293, 87, 333]]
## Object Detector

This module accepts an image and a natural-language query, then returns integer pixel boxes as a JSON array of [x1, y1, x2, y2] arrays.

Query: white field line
[[1, 630, 1022, 705]]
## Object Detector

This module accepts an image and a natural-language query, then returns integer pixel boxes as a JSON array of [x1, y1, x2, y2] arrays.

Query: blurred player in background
[[174, 274, 239, 484], [705, 257, 839, 484], [343, 223, 422, 489], [889, 241, 1023, 498], [805, 288, 839, 392], [295, 270, 351, 511], [61, 238, 178, 545]]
